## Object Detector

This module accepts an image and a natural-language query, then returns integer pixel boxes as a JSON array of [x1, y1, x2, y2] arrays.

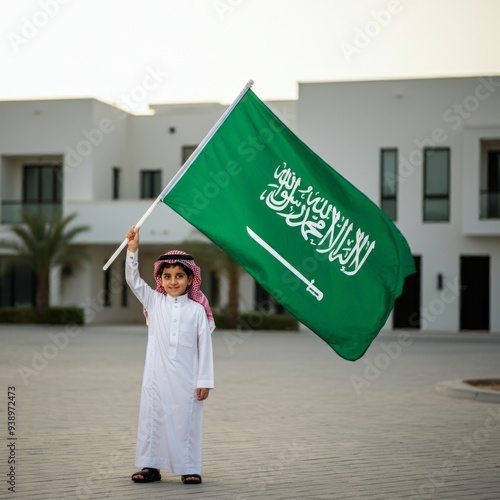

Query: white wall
[[88, 100, 130, 202]]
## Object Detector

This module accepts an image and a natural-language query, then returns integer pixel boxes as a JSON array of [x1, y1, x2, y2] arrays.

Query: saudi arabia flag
[[163, 84, 415, 361]]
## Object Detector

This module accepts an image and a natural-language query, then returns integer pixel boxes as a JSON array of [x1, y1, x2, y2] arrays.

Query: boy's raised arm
[[126, 226, 140, 253], [125, 226, 155, 310]]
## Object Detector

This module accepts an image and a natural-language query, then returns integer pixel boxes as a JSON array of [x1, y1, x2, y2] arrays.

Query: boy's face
[[160, 264, 193, 297]]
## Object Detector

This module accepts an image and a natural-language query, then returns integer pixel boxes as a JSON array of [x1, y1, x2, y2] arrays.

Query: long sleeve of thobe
[[125, 249, 155, 311]]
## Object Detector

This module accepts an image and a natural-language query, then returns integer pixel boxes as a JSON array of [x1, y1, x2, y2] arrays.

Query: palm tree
[[0, 211, 90, 314]]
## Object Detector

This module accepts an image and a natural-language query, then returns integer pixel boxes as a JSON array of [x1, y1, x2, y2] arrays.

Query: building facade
[[0, 76, 498, 331], [298, 77, 500, 332]]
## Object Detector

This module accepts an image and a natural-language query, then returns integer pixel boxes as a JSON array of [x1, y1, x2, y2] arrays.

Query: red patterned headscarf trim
[[150, 249, 215, 332]]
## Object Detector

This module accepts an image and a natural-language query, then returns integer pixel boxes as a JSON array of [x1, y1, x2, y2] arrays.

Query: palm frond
[[0, 211, 90, 311]]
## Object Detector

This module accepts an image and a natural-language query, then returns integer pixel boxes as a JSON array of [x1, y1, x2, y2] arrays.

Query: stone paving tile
[[1, 325, 500, 499]]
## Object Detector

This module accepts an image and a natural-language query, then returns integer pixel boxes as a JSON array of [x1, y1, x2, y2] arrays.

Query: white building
[[0, 76, 499, 332]]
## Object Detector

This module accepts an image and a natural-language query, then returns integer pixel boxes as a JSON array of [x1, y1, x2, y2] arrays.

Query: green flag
[[163, 86, 415, 361]]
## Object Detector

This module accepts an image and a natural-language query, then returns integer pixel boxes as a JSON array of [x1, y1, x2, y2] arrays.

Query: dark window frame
[[423, 147, 450, 222], [480, 148, 500, 219], [140, 170, 162, 199], [380, 148, 398, 221], [23, 164, 62, 204], [112, 167, 121, 200]]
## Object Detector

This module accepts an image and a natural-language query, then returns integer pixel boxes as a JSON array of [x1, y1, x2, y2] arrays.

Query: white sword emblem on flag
[[246, 226, 324, 301]]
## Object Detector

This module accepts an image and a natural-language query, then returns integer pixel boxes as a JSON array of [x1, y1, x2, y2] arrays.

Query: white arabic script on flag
[[260, 162, 376, 276]]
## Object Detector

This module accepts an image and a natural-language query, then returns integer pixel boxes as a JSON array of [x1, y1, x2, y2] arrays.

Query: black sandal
[[131, 468, 161, 483], [181, 474, 202, 484]]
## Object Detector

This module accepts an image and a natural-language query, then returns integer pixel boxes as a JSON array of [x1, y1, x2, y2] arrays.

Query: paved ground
[[1, 325, 500, 500]]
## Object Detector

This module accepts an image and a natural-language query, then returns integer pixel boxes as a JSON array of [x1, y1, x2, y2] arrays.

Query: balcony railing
[[1, 202, 62, 224], [480, 190, 500, 219]]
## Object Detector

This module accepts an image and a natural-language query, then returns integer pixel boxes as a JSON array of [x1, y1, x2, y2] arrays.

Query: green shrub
[[212, 312, 298, 331], [0, 307, 84, 325], [212, 312, 229, 329], [0, 307, 38, 324], [38, 307, 84, 325]]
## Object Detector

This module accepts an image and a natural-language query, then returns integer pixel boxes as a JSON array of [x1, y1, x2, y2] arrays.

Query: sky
[[1, 0, 500, 112]]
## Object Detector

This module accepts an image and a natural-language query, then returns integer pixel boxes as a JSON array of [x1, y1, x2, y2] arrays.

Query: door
[[0, 260, 37, 307], [393, 256, 421, 329], [460, 256, 489, 330]]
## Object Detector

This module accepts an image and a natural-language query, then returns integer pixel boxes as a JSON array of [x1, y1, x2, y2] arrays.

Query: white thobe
[[125, 250, 214, 474]]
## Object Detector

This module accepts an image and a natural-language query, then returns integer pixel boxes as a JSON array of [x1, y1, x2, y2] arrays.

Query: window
[[22, 164, 62, 220], [480, 146, 500, 219], [112, 167, 121, 200], [380, 149, 398, 221], [182, 145, 198, 165], [140, 170, 162, 199], [423, 148, 450, 222], [23, 164, 62, 203]]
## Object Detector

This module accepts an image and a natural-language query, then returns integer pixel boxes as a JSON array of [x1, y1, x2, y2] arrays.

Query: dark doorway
[[460, 256, 490, 330], [254, 282, 285, 314], [393, 256, 421, 329], [0, 260, 37, 307]]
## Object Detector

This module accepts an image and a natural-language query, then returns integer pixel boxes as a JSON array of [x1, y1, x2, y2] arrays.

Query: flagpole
[[157, 79, 254, 199], [102, 197, 162, 271], [102, 80, 254, 271]]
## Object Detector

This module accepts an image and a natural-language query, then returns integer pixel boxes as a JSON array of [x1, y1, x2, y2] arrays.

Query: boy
[[125, 226, 214, 485]]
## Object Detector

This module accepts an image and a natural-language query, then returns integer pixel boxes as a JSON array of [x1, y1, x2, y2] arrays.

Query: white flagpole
[[103, 80, 254, 271]]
